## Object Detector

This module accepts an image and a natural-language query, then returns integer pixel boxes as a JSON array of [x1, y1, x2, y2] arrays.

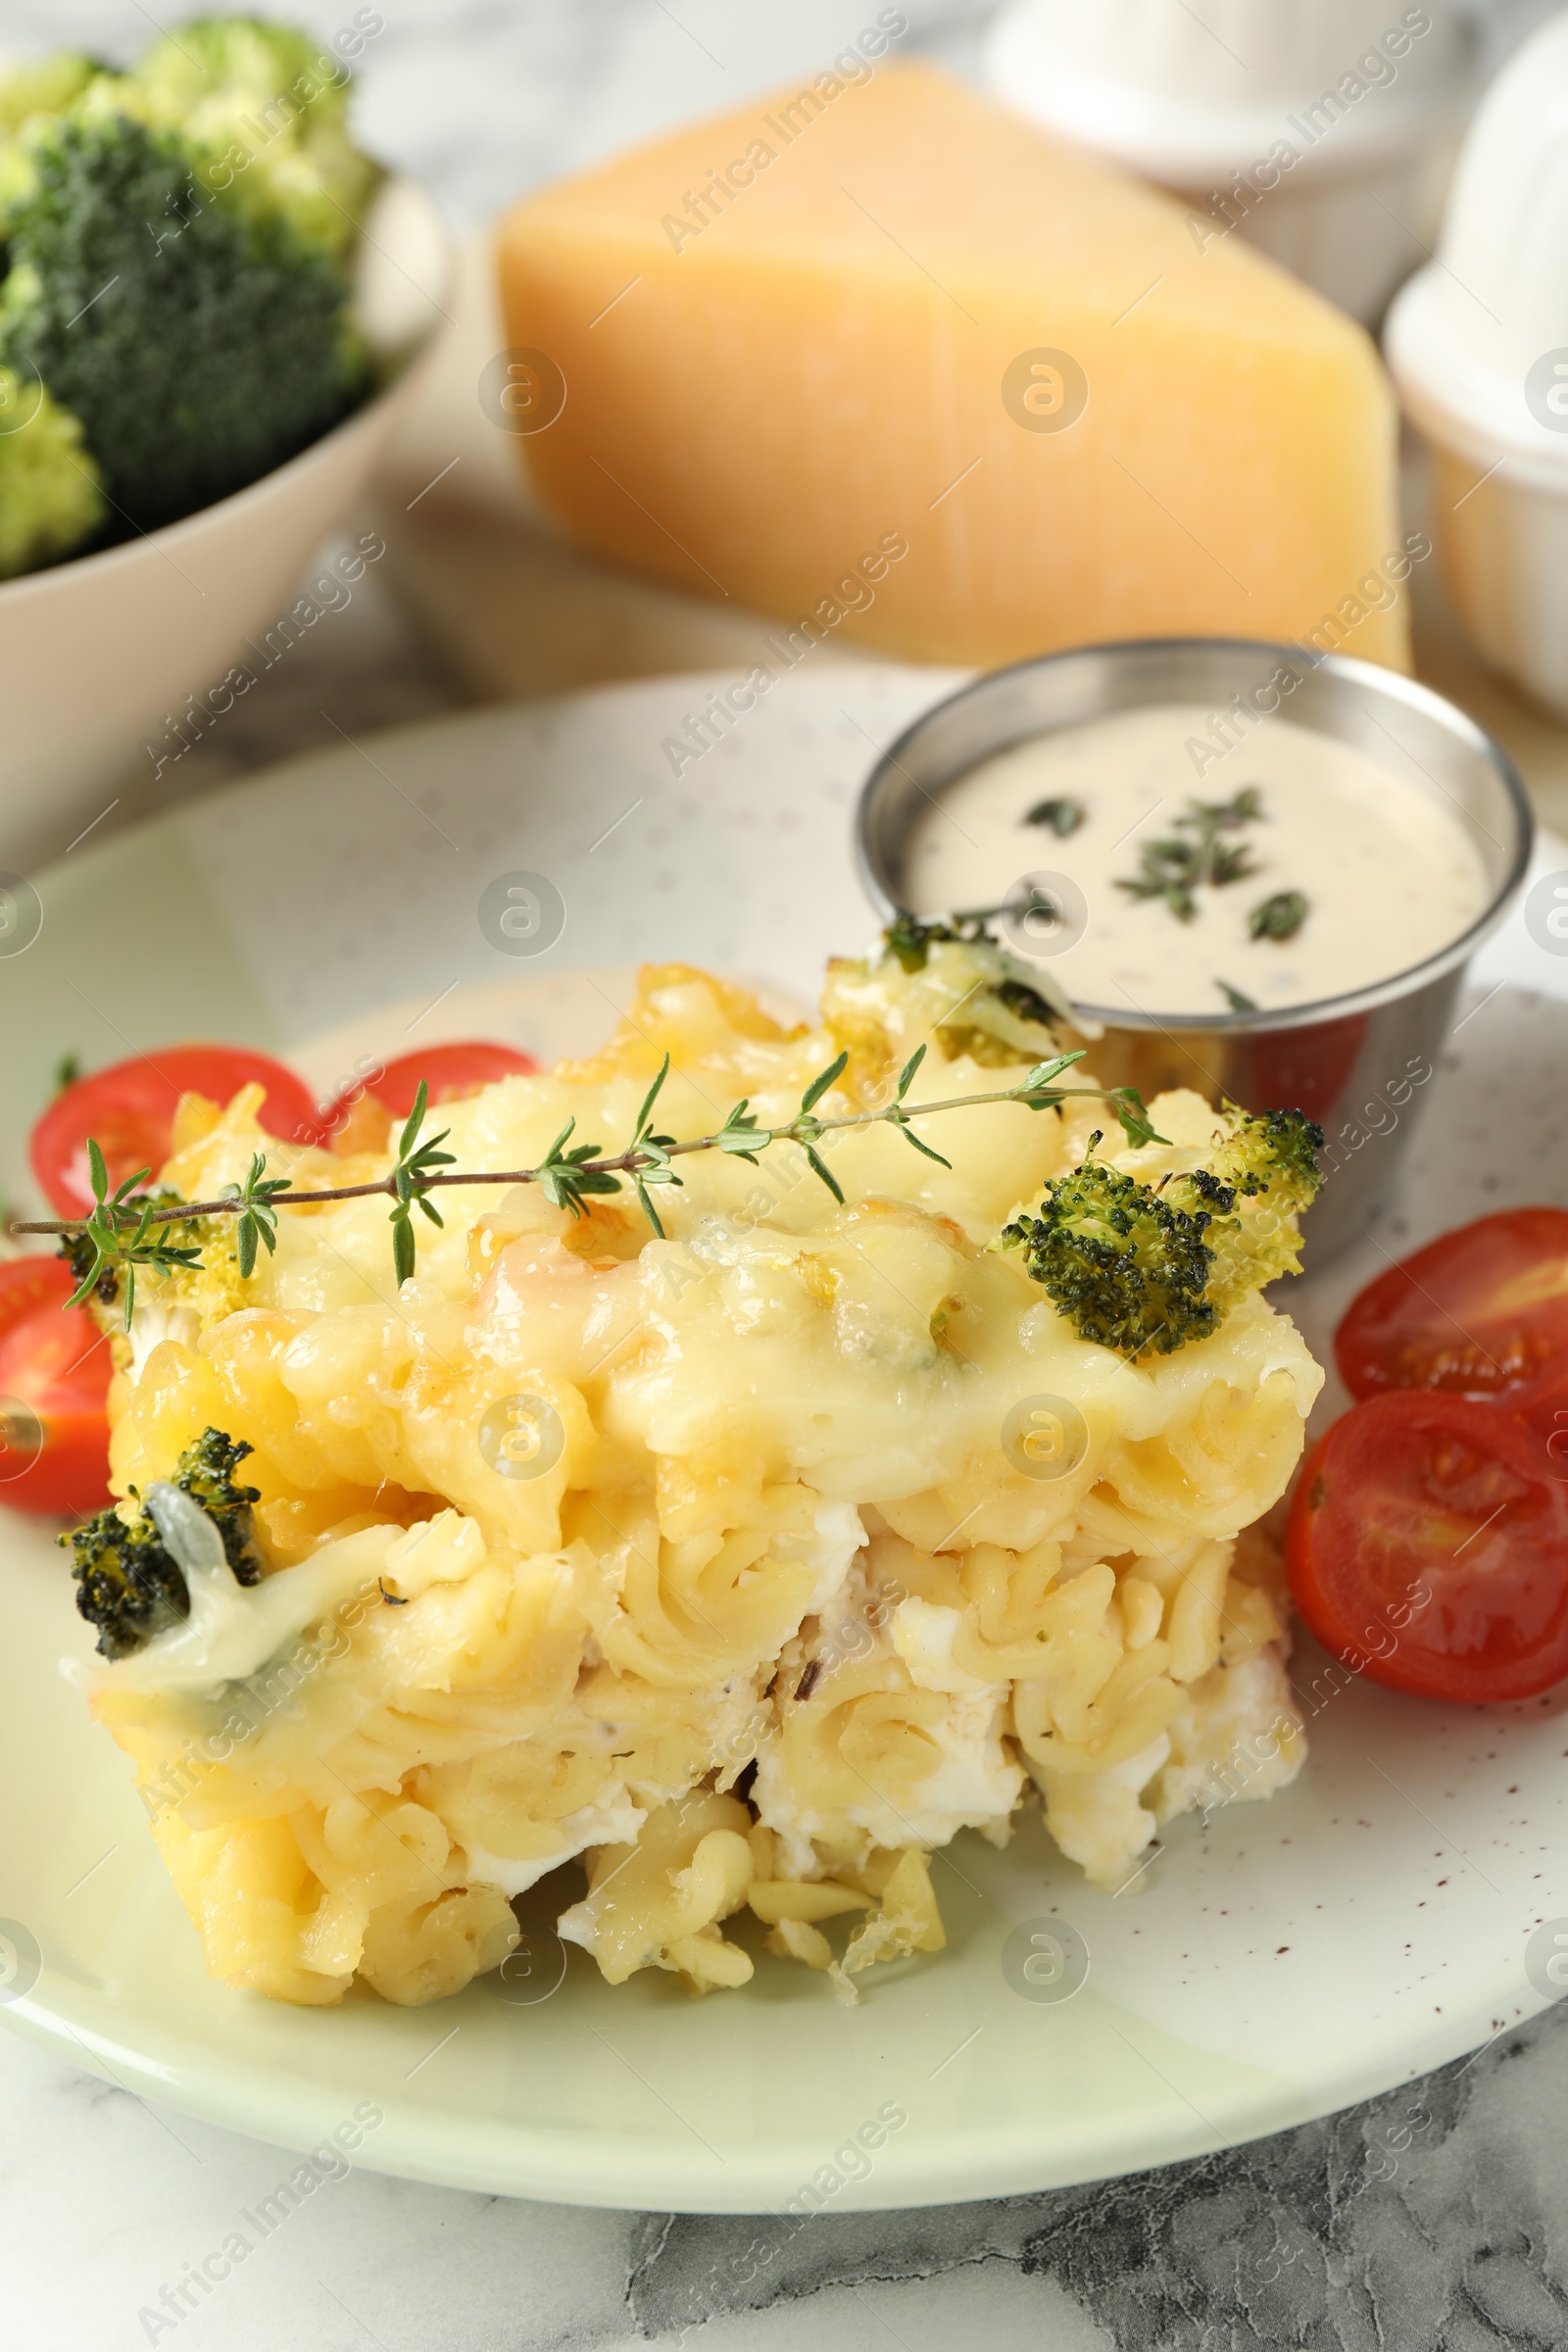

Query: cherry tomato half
[[30, 1045, 321, 1218], [1286, 1391, 1568, 1703], [1335, 1208, 1568, 1402], [328, 1042, 537, 1126], [1503, 1364, 1568, 1487], [0, 1257, 112, 1516]]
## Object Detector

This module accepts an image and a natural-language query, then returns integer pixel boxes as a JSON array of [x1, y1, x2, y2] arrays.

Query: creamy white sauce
[[899, 704, 1491, 1018]]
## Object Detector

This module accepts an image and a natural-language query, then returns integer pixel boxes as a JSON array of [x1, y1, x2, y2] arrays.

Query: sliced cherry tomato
[[1286, 1392, 1568, 1703], [1504, 1365, 1568, 1485], [0, 1257, 112, 1516], [370, 1042, 537, 1116], [1335, 1208, 1568, 1402], [330, 1042, 537, 1125], [30, 1045, 321, 1218]]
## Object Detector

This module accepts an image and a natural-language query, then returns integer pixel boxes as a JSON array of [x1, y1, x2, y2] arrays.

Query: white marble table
[[3, 5, 1566, 2347]]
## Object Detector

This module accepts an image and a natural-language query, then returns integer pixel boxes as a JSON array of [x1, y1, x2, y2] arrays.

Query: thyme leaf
[[624, 1053, 685, 1237], [220, 1152, 290, 1280], [386, 1080, 457, 1281], [800, 1052, 849, 1116]]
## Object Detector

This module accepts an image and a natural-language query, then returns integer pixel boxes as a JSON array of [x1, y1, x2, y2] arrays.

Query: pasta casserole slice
[[67, 933, 1323, 2005]]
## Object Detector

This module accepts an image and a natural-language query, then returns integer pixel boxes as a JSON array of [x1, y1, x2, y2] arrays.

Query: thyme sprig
[[17, 1053, 1168, 1293]]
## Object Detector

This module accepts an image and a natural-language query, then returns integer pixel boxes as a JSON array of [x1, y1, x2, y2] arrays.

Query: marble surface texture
[[2, 4, 1567, 2349]]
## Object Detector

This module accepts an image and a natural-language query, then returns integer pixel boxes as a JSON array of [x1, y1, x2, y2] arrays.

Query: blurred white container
[[984, 0, 1474, 323], [0, 177, 452, 875], [1386, 12, 1568, 719]]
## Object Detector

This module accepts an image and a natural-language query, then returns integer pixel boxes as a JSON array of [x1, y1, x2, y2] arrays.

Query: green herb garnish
[[1216, 980, 1258, 1013], [20, 1044, 1168, 1287], [1249, 889, 1308, 942], [1024, 797, 1084, 837], [1116, 787, 1264, 922]]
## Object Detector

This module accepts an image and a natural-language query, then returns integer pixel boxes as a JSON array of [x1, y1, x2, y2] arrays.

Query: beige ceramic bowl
[[0, 176, 453, 873]]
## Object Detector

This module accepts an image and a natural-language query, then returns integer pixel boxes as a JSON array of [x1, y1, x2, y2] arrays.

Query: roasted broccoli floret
[[0, 365, 105, 573], [63, 1426, 263, 1659], [0, 96, 369, 530], [1003, 1108, 1325, 1357], [1201, 1104, 1325, 1313], [171, 1426, 265, 1586], [826, 913, 1075, 1079], [124, 18, 380, 261], [883, 909, 992, 975], [1206, 1104, 1324, 1204], [65, 1504, 189, 1661], [1003, 1157, 1222, 1357]]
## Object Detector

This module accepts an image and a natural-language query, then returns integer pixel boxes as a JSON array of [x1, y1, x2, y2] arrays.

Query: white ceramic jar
[[1385, 11, 1568, 719], [984, 0, 1474, 324]]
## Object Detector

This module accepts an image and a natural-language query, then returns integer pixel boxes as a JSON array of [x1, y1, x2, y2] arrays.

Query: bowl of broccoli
[[0, 18, 452, 870]]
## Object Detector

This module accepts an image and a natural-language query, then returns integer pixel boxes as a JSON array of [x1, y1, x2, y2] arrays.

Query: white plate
[[2, 663, 1566, 2213]]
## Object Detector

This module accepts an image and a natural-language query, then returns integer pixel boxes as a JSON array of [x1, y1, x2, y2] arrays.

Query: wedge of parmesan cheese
[[497, 59, 1406, 669]]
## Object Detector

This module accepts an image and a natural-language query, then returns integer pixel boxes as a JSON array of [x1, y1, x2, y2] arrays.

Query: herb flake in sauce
[[1115, 787, 1264, 923], [1024, 796, 1084, 837], [1250, 888, 1309, 942]]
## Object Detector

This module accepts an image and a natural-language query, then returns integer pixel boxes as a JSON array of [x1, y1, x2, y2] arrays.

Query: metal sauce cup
[[856, 638, 1532, 1263]]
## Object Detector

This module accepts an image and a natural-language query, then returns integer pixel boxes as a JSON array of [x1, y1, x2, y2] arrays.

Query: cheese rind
[[496, 62, 1407, 669]]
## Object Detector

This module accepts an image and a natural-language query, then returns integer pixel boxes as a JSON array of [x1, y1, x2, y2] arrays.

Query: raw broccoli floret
[[63, 1426, 263, 1660], [124, 17, 380, 261], [0, 365, 105, 574], [1002, 1108, 1324, 1358], [0, 55, 101, 137], [0, 53, 103, 230], [0, 102, 369, 530]]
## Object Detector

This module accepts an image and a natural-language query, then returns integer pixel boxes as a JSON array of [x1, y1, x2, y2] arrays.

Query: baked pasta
[[73, 935, 1322, 2006]]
